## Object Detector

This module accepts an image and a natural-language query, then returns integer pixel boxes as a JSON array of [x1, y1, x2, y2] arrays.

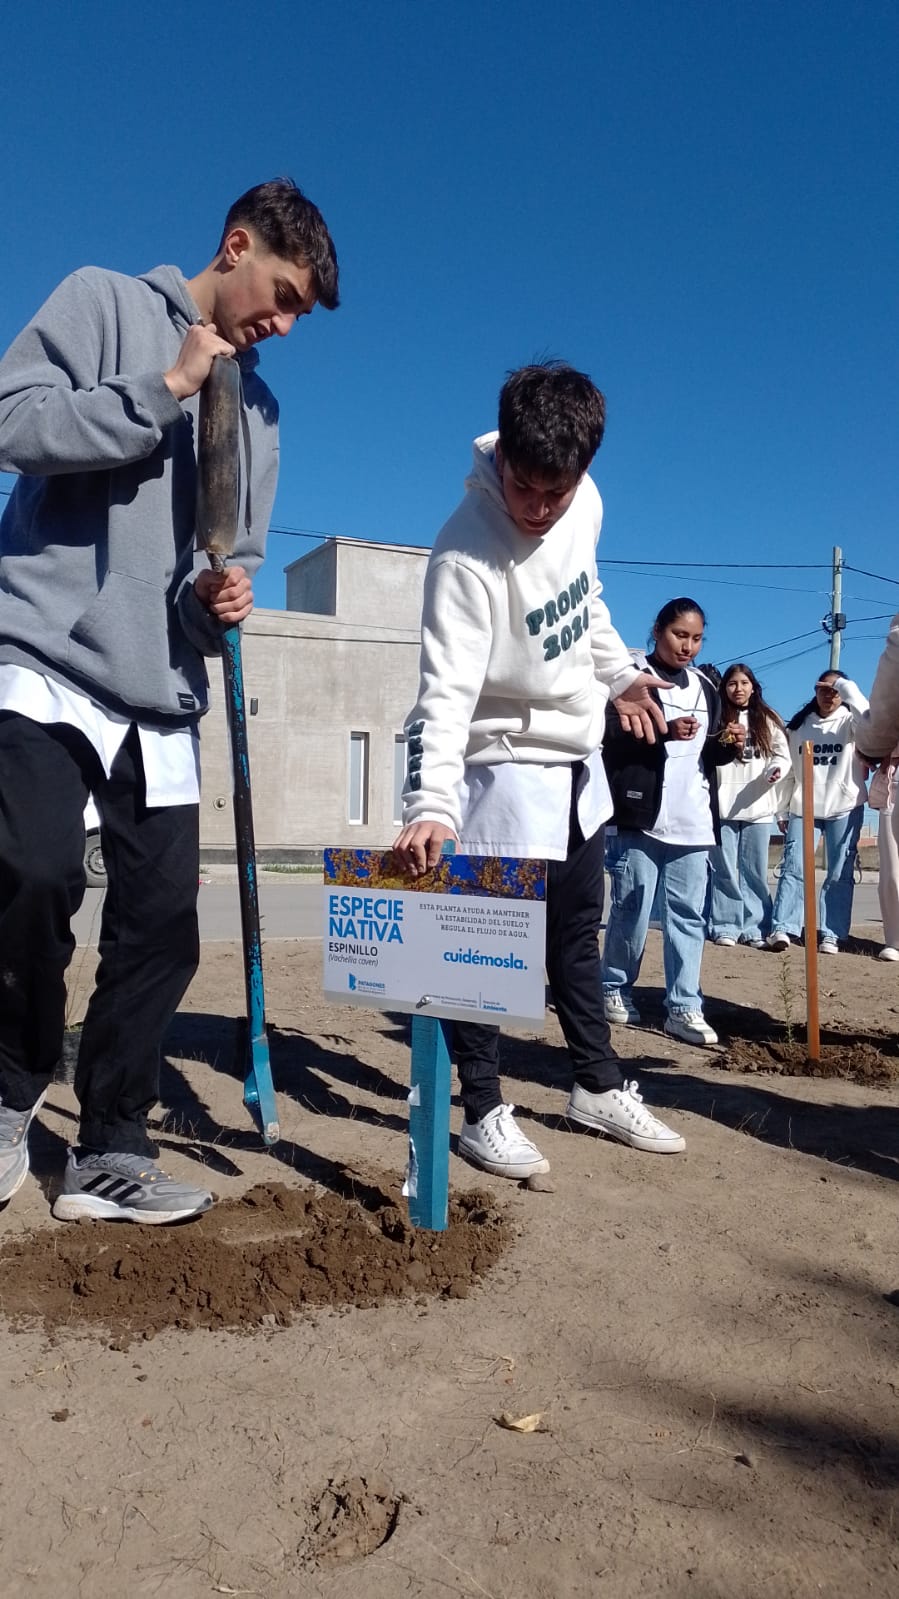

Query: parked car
[[84, 797, 107, 887]]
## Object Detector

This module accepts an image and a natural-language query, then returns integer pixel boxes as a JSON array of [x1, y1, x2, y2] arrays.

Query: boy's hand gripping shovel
[[196, 355, 279, 1145]]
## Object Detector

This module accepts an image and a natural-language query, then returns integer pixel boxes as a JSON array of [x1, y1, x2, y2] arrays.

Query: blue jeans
[[708, 820, 773, 942], [770, 807, 863, 944], [602, 831, 709, 1015]]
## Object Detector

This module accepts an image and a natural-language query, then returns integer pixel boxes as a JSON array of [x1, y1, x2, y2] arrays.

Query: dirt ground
[[1, 922, 899, 1598]]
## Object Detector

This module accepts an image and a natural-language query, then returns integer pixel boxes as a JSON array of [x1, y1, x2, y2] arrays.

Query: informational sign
[[323, 848, 546, 1026]]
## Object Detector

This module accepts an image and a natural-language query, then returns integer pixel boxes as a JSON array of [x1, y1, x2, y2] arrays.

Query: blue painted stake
[[405, 839, 455, 1230], [221, 624, 280, 1146], [407, 1014, 453, 1230]]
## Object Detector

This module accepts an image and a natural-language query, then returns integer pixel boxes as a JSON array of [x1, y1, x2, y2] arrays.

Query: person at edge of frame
[[848, 615, 899, 966], [0, 179, 339, 1223], [393, 361, 688, 1181]]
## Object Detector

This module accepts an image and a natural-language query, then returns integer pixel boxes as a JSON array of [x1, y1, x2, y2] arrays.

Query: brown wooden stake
[[801, 741, 821, 1061]]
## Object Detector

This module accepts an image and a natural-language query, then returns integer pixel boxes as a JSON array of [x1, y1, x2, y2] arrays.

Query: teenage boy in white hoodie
[[394, 362, 687, 1179]]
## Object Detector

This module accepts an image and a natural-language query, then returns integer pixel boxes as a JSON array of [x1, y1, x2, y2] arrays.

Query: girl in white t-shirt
[[707, 663, 790, 948], [602, 598, 740, 1047]]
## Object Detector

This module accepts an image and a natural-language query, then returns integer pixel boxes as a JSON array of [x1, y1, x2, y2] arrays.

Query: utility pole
[[829, 545, 844, 670]]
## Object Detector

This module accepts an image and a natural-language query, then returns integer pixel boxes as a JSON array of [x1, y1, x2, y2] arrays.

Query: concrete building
[[200, 538, 429, 856]]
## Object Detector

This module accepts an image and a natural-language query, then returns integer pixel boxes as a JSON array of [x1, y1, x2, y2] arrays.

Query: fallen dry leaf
[[496, 1410, 544, 1433]]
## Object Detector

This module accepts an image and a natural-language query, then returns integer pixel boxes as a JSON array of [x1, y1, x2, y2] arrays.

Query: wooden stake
[[801, 741, 821, 1061]]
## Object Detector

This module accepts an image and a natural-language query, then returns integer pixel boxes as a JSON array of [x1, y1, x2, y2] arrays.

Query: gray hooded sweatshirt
[[0, 265, 279, 724]]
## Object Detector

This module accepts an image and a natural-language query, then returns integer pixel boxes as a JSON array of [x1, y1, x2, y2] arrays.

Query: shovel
[[196, 354, 279, 1145]]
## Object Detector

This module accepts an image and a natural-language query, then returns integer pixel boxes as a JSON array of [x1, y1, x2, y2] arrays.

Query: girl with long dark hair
[[601, 598, 739, 1046], [707, 663, 790, 946]]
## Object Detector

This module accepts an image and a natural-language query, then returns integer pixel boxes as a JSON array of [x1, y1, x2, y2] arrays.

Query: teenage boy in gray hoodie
[[0, 179, 339, 1222]]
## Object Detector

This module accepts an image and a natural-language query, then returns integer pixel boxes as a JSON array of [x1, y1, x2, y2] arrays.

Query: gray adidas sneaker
[[52, 1150, 213, 1225], [0, 1092, 47, 1204]]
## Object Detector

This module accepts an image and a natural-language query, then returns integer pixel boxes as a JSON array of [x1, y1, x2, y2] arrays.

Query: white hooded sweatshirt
[[715, 710, 791, 823], [403, 433, 640, 839], [778, 679, 869, 820]]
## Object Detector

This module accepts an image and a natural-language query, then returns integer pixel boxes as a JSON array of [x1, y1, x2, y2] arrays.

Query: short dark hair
[[220, 178, 339, 310], [497, 362, 606, 480]]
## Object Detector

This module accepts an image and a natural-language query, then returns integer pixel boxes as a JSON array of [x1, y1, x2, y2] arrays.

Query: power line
[[0, 491, 376, 548], [601, 564, 830, 597], [844, 563, 899, 589], [720, 627, 824, 662], [269, 523, 330, 540], [746, 641, 828, 674], [707, 612, 892, 672], [5, 474, 896, 613], [602, 558, 828, 570]]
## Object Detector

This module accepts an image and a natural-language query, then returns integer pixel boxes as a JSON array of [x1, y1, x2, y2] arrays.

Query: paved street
[[72, 870, 885, 948], [73, 873, 325, 947]]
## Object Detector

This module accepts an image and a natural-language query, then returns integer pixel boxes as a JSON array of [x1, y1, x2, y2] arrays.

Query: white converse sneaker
[[603, 990, 642, 1026], [819, 939, 839, 956], [566, 1081, 685, 1153], [766, 931, 791, 951], [712, 936, 736, 947], [664, 1011, 719, 1047], [458, 1104, 550, 1180], [878, 946, 899, 962]]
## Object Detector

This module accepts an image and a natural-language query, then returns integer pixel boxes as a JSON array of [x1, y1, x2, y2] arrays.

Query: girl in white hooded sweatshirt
[[707, 663, 790, 947], [768, 670, 868, 954]]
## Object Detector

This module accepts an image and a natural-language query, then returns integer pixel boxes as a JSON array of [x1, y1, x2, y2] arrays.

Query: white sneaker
[[458, 1104, 549, 1180], [566, 1081, 685, 1153], [745, 938, 766, 950], [819, 939, 839, 956], [766, 932, 791, 951], [603, 990, 641, 1026], [712, 936, 736, 947], [664, 1011, 719, 1047], [879, 946, 899, 962]]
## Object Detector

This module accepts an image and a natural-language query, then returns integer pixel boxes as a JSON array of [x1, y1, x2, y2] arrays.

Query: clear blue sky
[[2, 0, 897, 719]]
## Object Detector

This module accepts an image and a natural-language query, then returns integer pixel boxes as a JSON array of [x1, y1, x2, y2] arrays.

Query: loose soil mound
[[725, 1038, 899, 1086], [296, 1475, 403, 1568], [0, 1179, 511, 1343]]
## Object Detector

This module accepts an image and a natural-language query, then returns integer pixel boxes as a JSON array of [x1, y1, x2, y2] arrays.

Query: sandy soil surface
[[1, 923, 898, 1598]]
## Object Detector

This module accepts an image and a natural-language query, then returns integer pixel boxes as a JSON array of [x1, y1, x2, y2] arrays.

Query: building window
[[393, 735, 407, 826], [348, 732, 369, 825]]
